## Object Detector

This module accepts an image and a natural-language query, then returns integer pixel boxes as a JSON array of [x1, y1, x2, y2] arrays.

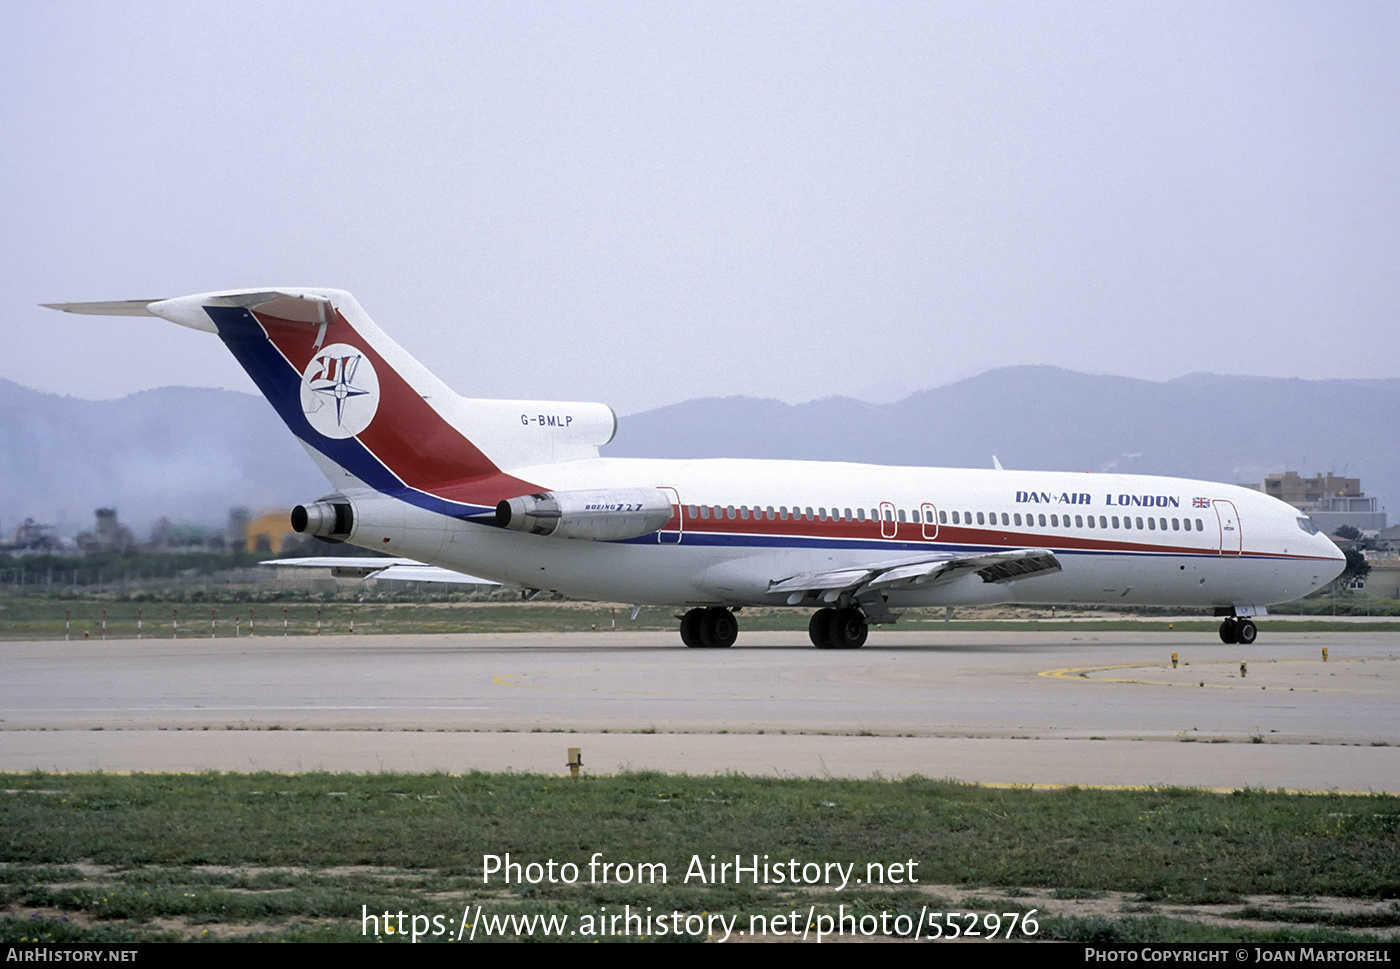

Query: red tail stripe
[[254, 308, 541, 504]]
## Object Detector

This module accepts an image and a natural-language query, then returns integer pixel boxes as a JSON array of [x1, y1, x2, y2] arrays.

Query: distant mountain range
[[602, 367, 1398, 516], [0, 380, 326, 537], [2, 368, 1394, 538]]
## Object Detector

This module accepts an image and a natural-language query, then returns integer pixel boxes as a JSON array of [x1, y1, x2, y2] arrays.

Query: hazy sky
[[4, 1, 1397, 414]]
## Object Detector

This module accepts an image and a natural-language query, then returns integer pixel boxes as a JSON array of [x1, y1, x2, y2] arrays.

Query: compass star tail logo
[[299, 343, 380, 439]]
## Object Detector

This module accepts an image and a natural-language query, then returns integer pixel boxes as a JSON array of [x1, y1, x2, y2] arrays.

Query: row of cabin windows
[[682, 504, 1206, 533], [942, 510, 1206, 532], [686, 505, 889, 522]]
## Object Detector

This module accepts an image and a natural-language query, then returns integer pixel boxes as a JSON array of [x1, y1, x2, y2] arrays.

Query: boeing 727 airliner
[[46, 289, 1346, 648]]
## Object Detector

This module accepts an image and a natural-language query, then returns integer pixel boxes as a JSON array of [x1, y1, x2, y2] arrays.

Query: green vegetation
[[2, 590, 1399, 641], [2, 773, 1397, 942]]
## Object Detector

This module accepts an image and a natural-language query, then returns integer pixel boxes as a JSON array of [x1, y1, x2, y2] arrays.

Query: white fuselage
[[351, 457, 1344, 612]]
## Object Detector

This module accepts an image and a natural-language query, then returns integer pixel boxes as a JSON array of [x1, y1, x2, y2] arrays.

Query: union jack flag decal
[[1193, 497, 1211, 508]]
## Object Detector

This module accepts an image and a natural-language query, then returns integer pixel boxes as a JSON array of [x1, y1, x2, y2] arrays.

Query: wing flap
[[769, 568, 873, 594], [368, 564, 499, 585], [771, 548, 1062, 599], [260, 557, 499, 586], [971, 550, 1061, 583]]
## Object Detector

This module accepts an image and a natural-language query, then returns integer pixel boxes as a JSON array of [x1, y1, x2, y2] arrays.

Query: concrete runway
[[3, 629, 1397, 791]]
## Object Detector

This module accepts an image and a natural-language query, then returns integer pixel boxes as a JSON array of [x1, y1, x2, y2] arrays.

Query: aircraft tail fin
[[46, 289, 616, 517]]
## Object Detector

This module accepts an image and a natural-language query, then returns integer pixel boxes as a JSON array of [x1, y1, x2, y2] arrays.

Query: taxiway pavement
[[3, 629, 1396, 791]]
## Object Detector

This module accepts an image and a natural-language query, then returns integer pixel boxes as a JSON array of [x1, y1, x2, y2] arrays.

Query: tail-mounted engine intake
[[291, 497, 354, 543], [496, 488, 674, 541]]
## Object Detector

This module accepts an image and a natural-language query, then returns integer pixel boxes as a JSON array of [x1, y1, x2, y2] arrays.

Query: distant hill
[[0, 380, 327, 537], [3, 368, 1394, 538], [604, 367, 1399, 515]]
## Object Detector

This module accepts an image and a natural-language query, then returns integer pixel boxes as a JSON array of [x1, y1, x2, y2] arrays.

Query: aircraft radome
[[46, 290, 1346, 648]]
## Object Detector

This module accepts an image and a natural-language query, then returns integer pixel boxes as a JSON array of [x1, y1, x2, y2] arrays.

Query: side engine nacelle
[[291, 496, 354, 543], [496, 488, 674, 541]]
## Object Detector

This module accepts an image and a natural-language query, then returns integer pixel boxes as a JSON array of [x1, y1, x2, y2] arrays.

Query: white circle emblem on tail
[[300, 343, 380, 439]]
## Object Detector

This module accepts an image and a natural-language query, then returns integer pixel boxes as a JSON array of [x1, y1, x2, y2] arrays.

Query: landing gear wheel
[[679, 608, 705, 648], [809, 608, 835, 648], [1235, 618, 1257, 645], [1219, 618, 1238, 644], [827, 607, 868, 649], [700, 607, 738, 648]]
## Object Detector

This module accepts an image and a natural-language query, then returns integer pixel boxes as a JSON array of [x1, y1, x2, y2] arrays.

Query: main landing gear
[[679, 607, 739, 648], [1219, 617, 1258, 645], [678, 606, 870, 649], [808, 607, 869, 649]]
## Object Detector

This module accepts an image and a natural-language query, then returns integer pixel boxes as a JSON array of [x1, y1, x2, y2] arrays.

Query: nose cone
[[1320, 533, 1347, 582]]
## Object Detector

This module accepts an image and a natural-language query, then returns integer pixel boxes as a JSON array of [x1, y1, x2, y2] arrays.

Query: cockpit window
[[1296, 516, 1319, 536]]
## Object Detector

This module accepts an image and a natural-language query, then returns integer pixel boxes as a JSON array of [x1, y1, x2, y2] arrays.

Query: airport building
[[1243, 471, 1388, 535]]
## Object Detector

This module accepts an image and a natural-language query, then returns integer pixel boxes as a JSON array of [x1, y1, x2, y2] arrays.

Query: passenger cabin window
[[976, 512, 985, 525], [939, 511, 947, 524]]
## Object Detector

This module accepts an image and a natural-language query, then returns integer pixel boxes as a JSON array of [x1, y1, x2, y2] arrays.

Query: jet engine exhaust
[[291, 499, 354, 543]]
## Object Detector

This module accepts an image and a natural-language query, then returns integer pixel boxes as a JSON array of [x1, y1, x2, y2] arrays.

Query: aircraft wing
[[769, 548, 1061, 604], [260, 557, 500, 585]]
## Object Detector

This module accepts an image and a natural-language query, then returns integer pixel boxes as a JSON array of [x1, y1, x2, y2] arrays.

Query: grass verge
[[2, 772, 1397, 942]]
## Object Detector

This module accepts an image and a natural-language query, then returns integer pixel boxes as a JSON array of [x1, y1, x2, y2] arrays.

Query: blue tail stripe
[[206, 306, 492, 521]]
